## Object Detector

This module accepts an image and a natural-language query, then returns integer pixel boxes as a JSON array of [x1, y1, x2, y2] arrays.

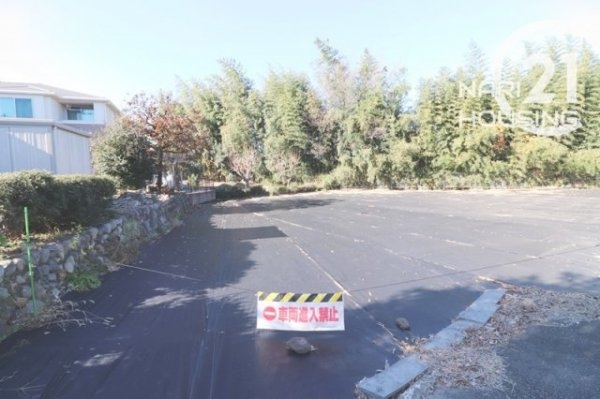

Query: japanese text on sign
[[256, 291, 345, 331]]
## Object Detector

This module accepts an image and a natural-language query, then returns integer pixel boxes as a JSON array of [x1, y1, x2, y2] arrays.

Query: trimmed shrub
[[0, 171, 116, 235], [0, 171, 59, 234], [249, 185, 269, 197], [215, 183, 271, 200], [215, 183, 247, 200], [54, 175, 116, 227]]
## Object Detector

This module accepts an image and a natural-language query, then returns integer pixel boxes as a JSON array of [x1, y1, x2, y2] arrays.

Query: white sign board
[[256, 291, 345, 331]]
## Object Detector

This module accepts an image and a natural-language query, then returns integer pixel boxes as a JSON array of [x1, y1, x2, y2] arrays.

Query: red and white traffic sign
[[256, 292, 345, 331]]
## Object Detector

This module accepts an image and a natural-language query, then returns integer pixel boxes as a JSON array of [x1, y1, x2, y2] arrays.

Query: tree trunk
[[156, 149, 164, 190], [242, 176, 251, 188]]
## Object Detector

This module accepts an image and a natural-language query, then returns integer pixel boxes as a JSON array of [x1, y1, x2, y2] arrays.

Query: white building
[[0, 82, 120, 175]]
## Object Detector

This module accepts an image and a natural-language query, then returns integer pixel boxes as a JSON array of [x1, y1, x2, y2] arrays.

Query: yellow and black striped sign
[[257, 291, 343, 303]]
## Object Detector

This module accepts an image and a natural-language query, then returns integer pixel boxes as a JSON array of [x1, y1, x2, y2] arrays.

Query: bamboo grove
[[94, 38, 600, 190]]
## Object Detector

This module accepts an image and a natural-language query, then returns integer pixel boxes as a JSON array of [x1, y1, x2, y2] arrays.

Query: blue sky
[[2, 0, 599, 108]]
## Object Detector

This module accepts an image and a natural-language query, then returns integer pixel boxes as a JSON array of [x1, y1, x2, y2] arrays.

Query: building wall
[[0, 123, 92, 175], [0, 125, 12, 172], [47, 97, 65, 120], [104, 104, 119, 124], [0, 87, 119, 175], [93, 102, 107, 124], [53, 126, 92, 174]]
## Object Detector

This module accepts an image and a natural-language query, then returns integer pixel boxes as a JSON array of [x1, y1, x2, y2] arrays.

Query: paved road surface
[[0, 189, 598, 398]]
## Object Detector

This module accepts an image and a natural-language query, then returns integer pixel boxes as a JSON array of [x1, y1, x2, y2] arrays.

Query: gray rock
[[54, 244, 65, 262], [34, 283, 47, 300], [286, 337, 317, 354], [15, 275, 27, 285], [0, 302, 13, 320], [47, 260, 59, 272], [13, 258, 25, 271], [40, 248, 51, 263], [395, 317, 411, 331], [89, 227, 99, 241], [25, 299, 44, 314], [0, 287, 10, 300], [64, 256, 75, 273], [80, 233, 91, 249], [30, 250, 41, 265], [0, 264, 4, 279], [100, 223, 110, 235], [13, 297, 27, 308], [47, 273, 57, 282], [21, 285, 31, 298], [4, 264, 16, 277]]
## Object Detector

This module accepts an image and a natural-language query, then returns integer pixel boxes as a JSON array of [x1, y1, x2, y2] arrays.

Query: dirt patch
[[399, 283, 600, 397]]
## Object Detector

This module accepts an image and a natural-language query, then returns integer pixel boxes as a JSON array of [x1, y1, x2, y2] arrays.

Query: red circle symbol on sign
[[263, 306, 276, 321]]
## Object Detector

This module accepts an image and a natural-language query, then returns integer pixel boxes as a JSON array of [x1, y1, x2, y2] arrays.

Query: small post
[[24, 207, 37, 314]]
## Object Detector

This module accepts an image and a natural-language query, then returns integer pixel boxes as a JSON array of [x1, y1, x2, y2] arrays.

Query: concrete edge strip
[[357, 288, 506, 399], [357, 355, 428, 399]]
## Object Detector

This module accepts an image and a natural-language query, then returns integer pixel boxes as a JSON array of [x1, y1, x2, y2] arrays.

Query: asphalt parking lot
[[0, 189, 598, 398]]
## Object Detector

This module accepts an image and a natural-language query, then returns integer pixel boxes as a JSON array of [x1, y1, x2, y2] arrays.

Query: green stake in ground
[[24, 207, 37, 314]]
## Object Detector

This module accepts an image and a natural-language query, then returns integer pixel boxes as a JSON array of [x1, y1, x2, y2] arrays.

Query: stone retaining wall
[[187, 189, 216, 205], [0, 190, 214, 338]]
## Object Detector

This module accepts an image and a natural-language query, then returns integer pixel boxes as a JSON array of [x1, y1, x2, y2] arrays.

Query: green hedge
[[0, 171, 116, 235], [215, 183, 268, 200]]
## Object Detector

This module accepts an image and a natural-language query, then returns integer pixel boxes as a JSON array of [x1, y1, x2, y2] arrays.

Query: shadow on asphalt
[[220, 196, 338, 214], [359, 286, 484, 341], [504, 270, 600, 294], [0, 206, 261, 399], [517, 268, 598, 292]]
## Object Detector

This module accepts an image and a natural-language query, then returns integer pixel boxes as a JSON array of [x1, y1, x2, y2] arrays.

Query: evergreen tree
[[92, 120, 155, 189], [213, 59, 264, 186], [180, 81, 225, 180], [263, 72, 322, 183]]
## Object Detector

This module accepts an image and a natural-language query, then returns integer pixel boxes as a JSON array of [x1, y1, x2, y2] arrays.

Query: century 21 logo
[[459, 52, 581, 137]]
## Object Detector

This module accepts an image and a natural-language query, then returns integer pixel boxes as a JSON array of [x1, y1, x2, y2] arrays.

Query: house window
[[66, 104, 94, 121], [0, 97, 33, 118]]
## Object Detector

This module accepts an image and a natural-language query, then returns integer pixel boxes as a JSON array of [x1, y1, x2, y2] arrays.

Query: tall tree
[[263, 71, 322, 183], [126, 92, 201, 190], [180, 81, 225, 180], [315, 41, 409, 186], [92, 119, 155, 189], [213, 59, 264, 186]]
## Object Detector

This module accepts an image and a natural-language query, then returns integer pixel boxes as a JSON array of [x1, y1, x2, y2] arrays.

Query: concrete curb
[[357, 288, 506, 399]]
